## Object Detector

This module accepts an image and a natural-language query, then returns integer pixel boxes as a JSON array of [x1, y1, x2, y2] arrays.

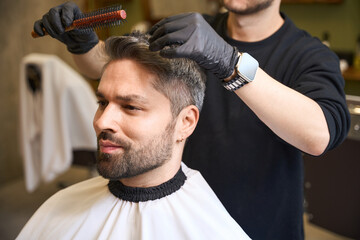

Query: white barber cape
[[17, 163, 250, 240], [19, 54, 97, 192]]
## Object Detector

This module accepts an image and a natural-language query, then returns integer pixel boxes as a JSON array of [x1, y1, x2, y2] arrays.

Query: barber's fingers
[[33, 2, 81, 38], [61, 2, 82, 27], [149, 21, 189, 44], [149, 23, 195, 52], [157, 34, 196, 58], [149, 28, 192, 51], [33, 20, 45, 36], [149, 12, 194, 35], [149, 15, 193, 48], [41, 8, 64, 38]]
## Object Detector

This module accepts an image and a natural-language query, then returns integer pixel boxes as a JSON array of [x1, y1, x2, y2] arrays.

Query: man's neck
[[119, 161, 181, 188], [119, 146, 184, 188], [226, 7, 284, 42]]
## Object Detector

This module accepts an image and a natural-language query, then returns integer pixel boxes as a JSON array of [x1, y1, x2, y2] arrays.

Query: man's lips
[[99, 140, 123, 154]]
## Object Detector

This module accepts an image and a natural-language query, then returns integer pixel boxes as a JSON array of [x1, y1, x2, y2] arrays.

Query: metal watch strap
[[222, 74, 248, 91], [222, 52, 258, 91]]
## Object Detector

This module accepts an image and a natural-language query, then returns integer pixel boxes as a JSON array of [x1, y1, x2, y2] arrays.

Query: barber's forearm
[[235, 68, 330, 156], [72, 41, 106, 79]]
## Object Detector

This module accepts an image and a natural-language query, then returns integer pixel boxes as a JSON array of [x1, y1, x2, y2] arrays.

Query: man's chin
[[97, 151, 111, 161], [96, 161, 163, 181]]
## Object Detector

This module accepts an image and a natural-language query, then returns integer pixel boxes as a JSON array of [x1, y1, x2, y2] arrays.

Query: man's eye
[[97, 100, 107, 108], [124, 105, 140, 111]]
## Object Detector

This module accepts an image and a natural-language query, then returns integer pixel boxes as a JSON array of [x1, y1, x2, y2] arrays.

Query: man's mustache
[[97, 132, 131, 149]]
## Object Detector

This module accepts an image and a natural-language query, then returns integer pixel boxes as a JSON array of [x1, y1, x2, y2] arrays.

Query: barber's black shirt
[[183, 12, 350, 240]]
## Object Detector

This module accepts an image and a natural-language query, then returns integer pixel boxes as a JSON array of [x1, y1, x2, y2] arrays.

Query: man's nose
[[93, 104, 120, 133]]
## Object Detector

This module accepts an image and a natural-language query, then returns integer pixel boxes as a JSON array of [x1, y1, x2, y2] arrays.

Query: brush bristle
[[73, 5, 127, 31]]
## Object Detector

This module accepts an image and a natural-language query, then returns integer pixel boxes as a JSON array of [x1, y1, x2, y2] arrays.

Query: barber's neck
[[226, 5, 284, 42]]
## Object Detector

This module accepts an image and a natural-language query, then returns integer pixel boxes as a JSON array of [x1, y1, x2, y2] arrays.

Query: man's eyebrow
[[95, 91, 148, 104], [95, 91, 104, 98], [116, 94, 149, 104]]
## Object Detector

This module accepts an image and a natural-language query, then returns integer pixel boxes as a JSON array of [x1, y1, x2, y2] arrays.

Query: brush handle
[[31, 9, 127, 38]]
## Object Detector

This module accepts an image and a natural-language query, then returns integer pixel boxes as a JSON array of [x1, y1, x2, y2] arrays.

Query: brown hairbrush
[[31, 5, 127, 38]]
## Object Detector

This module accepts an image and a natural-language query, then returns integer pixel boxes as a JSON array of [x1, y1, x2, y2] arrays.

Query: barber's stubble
[[222, 0, 274, 15]]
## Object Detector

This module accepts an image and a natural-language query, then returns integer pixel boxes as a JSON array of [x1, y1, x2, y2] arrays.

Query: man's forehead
[[103, 59, 152, 76], [101, 60, 157, 84], [99, 59, 166, 100]]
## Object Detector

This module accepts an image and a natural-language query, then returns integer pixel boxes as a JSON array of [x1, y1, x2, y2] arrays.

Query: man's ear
[[175, 105, 199, 142]]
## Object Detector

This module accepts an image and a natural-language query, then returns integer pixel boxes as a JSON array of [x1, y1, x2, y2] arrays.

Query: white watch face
[[236, 53, 259, 82]]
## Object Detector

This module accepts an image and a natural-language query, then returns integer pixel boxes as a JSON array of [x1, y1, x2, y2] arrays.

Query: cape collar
[[108, 167, 186, 202]]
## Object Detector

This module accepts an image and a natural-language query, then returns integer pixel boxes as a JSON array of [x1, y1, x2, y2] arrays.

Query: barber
[[33, 1, 350, 239]]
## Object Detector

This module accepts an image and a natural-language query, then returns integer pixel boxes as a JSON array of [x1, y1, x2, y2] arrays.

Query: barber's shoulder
[[202, 12, 227, 26], [202, 14, 214, 24]]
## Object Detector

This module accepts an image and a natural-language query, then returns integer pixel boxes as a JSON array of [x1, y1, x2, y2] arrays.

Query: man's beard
[[222, 0, 274, 15], [96, 121, 175, 180]]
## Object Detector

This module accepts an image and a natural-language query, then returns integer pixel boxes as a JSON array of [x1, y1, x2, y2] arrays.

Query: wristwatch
[[222, 52, 259, 91]]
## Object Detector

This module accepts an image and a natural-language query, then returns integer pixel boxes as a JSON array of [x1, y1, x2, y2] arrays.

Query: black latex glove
[[33, 2, 99, 54], [149, 12, 239, 80]]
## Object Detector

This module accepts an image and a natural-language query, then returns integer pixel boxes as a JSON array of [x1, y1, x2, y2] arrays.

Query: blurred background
[[0, 0, 359, 239]]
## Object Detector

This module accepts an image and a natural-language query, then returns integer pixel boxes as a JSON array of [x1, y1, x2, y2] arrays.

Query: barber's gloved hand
[[149, 13, 239, 79], [33, 2, 99, 54]]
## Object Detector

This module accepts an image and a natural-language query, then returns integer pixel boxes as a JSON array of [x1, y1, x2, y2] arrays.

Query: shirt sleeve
[[290, 40, 350, 153]]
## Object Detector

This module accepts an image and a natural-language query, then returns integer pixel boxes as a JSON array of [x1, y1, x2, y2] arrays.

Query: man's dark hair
[[102, 32, 206, 117]]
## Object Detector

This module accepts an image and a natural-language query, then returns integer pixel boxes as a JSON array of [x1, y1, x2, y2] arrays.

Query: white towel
[[19, 53, 98, 192]]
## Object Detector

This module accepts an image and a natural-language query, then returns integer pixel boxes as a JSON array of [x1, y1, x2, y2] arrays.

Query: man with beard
[[17, 33, 250, 239], [33, 0, 350, 239]]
